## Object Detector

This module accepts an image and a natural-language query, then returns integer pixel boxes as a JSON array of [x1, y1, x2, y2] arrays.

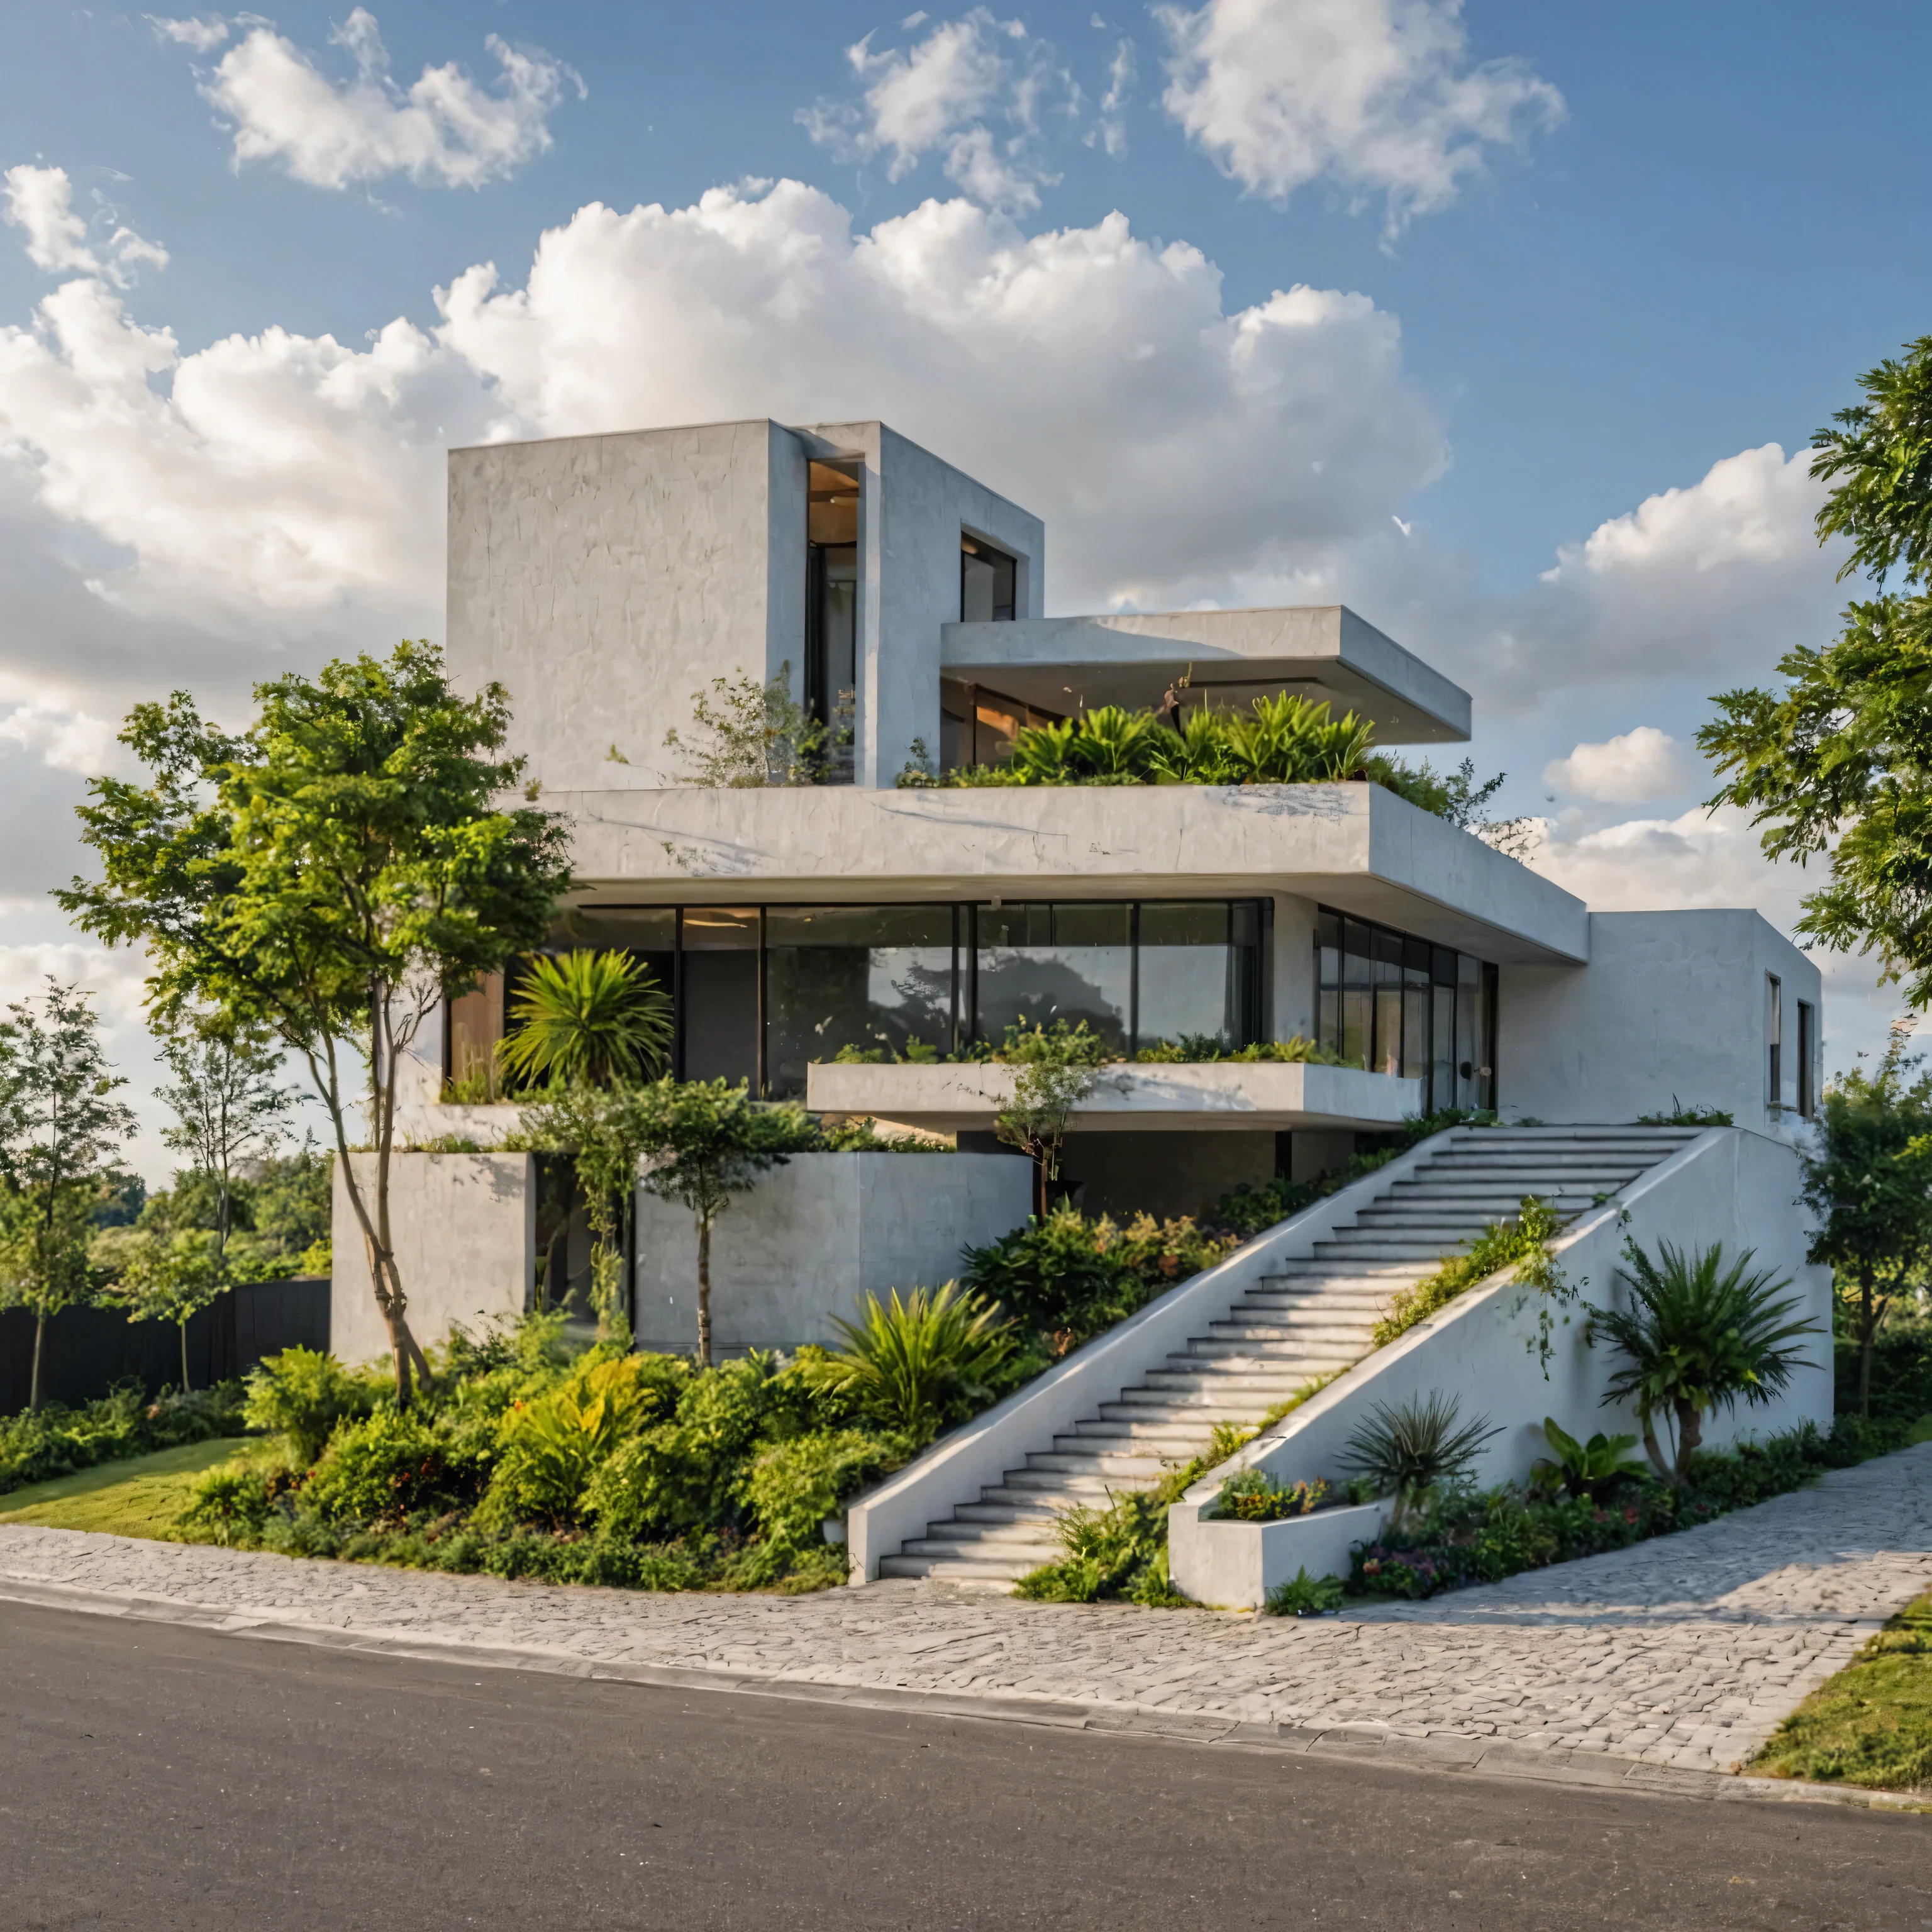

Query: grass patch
[[1752, 1592, 1932, 1792], [0, 1436, 258, 1539]]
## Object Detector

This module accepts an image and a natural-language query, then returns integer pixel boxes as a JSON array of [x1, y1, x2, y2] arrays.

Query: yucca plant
[[1590, 1239, 1820, 1482], [1337, 1391, 1501, 1530], [499, 949, 673, 1087], [813, 1282, 1015, 1441]]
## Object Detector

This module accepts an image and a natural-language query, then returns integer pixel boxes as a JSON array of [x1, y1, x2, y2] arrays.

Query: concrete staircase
[[880, 1126, 1703, 1584]]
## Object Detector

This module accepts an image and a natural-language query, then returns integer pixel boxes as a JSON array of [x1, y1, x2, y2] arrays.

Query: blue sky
[[0, 0, 1924, 1173]]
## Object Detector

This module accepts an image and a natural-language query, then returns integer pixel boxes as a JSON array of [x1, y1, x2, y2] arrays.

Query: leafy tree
[[1589, 1239, 1819, 1482], [106, 1209, 225, 1393], [1701, 336, 1932, 1001], [0, 980, 137, 1411], [155, 1019, 296, 1266], [497, 950, 672, 1089], [662, 663, 826, 787], [1799, 1023, 1932, 1413], [58, 643, 570, 1406], [989, 1021, 1114, 1218], [247, 1139, 334, 1272], [91, 1169, 146, 1228]]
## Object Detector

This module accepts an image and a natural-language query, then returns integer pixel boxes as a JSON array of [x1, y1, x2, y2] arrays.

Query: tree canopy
[[60, 641, 570, 1403]]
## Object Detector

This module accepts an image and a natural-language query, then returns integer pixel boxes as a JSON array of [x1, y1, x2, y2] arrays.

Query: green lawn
[[1752, 1592, 1932, 1794], [0, 1438, 256, 1540]]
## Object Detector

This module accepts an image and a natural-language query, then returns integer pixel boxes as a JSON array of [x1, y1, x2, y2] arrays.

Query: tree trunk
[[383, 1300, 418, 1409], [696, 1213, 713, 1368], [180, 1319, 191, 1395], [1638, 1411, 1672, 1484], [1672, 1397, 1704, 1480], [30, 1309, 46, 1414]]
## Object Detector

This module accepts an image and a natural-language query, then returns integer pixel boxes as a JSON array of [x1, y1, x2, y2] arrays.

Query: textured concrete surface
[[12, 1601, 1927, 1932], [4, 1445, 1928, 1793]]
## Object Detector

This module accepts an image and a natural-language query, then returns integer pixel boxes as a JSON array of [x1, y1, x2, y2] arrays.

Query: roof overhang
[[941, 605, 1470, 746]]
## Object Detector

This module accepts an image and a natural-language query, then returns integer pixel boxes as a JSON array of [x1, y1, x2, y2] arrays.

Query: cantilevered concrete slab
[[804, 1060, 1423, 1134], [941, 605, 1470, 745], [548, 777, 1587, 965]]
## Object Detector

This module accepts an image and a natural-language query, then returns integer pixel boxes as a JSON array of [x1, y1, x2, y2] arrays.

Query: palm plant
[[1008, 718, 1080, 784], [1337, 1391, 1501, 1530], [1062, 704, 1174, 780], [497, 950, 673, 1088], [1223, 692, 1375, 784], [1591, 1239, 1820, 1482], [813, 1282, 1015, 1441]]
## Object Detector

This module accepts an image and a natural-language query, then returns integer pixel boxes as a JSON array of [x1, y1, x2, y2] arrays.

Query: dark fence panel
[[0, 1276, 331, 1416]]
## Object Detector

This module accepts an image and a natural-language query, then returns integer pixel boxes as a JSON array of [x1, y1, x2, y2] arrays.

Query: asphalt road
[[2, 1600, 1926, 1932]]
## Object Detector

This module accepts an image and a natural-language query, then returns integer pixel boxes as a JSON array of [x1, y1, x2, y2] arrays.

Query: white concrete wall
[[633, 1151, 1033, 1356], [446, 419, 805, 793], [802, 420, 1045, 789], [550, 781, 1591, 965], [1499, 911, 1823, 1132], [1169, 1126, 1833, 1606], [331, 1153, 535, 1370]]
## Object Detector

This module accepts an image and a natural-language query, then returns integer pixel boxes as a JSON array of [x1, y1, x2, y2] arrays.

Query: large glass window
[[680, 908, 760, 1087], [764, 906, 956, 1100], [1136, 901, 1262, 1052], [960, 535, 1016, 622], [1314, 907, 1496, 1111], [974, 902, 1132, 1050]]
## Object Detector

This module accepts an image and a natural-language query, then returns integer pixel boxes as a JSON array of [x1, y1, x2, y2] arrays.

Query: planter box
[[633, 1150, 1032, 1356], [805, 1059, 1422, 1133], [1167, 1498, 1387, 1611]]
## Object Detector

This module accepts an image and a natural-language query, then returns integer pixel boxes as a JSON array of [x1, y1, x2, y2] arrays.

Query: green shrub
[[1211, 1470, 1331, 1522], [177, 1463, 277, 1545], [1264, 1568, 1345, 1616], [742, 1428, 908, 1550], [478, 1353, 675, 1526], [304, 1409, 445, 1523], [1337, 1392, 1501, 1530], [0, 1379, 248, 1496], [808, 1284, 1015, 1440], [1374, 1197, 1565, 1347], [243, 1348, 380, 1466]]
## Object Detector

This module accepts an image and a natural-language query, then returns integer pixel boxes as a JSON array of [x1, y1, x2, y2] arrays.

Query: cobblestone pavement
[[4, 1444, 1931, 1780]]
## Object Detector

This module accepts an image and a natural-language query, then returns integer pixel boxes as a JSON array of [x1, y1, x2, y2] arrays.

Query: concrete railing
[[1167, 1126, 1835, 1607], [843, 1125, 1478, 1584]]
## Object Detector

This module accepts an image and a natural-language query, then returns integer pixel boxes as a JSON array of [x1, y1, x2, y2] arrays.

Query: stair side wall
[[843, 1125, 1479, 1583], [1170, 1127, 1832, 1607]]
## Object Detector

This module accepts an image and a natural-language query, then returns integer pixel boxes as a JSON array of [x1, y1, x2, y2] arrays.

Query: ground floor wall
[[633, 1152, 1033, 1357]]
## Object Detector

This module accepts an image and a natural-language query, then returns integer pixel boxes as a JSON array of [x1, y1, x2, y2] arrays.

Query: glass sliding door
[[679, 908, 760, 1087], [763, 905, 956, 1099]]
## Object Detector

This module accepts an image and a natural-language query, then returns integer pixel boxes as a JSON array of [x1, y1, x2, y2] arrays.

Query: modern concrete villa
[[336, 416, 1833, 1594]]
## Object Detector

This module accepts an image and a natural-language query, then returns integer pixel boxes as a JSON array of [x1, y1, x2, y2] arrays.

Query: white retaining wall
[[1169, 1127, 1832, 1607], [842, 1127, 1476, 1584], [633, 1151, 1034, 1357], [331, 1153, 536, 1370]]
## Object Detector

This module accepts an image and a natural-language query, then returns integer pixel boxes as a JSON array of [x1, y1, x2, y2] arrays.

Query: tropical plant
[[1221, 691, 1375, 785], [1589, 1239, 1821, 1482], [483, 1356, 658, 1522], [1799, 1023, 1932, 1413], [154, 1018, 296, 1265], [1263, 1567, 1345, 1616], [663, 662, 826, 787], [497, 950, 673, 1089], [1211, 1470, 1331, 1522], [1532, 1416, 1648, 1502], [60, 642, 571, 1407], [1372, 1196, 1565, 1348], [810, 1284, 1015, 1441], [987, 1020, 1114, 1214], [1336, 1392, 1501, 1531], [0, 980, 138, 1411]]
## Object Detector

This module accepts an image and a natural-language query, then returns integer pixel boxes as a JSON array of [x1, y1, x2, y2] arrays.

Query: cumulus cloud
[[203, 8, 583, 191], [2, 165, 168, 286], [0, 702, 135, 778], [1158, 0, 1563, 236], [434, 182, 1445, 608], [147, 13, 230, 53], [1542, 726, 1699, 805], [799, 10, 1084, 209]]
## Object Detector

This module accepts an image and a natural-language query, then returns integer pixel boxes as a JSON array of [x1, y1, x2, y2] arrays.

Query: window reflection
[[974, 902, 1131, 1050]]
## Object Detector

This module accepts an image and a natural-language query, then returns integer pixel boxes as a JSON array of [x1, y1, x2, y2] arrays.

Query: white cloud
[[799, 10, 1082, 210], [0, 942, 150, 1030], [2, 165, 168, 286], [435, 182, 1445, 609], [1542, 726, 1698, 804], [148, 13, 230, 53], [1158, 0, 1563, 236], [0, 702, 133, 777], [1088, 35, 1135, 157], [204, 8, 582, 191], [0, 274, 456, 630]]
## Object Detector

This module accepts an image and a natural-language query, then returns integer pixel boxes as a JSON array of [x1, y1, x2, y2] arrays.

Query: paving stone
[[1, 1444, 1929, 1775]]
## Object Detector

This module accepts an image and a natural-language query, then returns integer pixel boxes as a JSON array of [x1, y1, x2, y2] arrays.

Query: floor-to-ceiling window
[[1314, 907, 1496, 1112], [806, 462, 859, 784], [494, 897, 1272, 1099]]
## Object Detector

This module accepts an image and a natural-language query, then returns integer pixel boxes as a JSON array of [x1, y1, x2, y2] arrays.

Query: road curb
[[2, 1568, 1924, 1815]]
